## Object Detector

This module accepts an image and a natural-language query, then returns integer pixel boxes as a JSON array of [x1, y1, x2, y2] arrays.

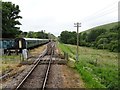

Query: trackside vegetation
[[57, 43, 118, 89], [59, 22, 119, 52]]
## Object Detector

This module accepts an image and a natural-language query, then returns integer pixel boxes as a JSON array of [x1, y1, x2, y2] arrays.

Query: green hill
[[80, 22, 119, 52], [90, 22, 118, 30], [59, 22, 119, 52], [82, 22, 118, 34]]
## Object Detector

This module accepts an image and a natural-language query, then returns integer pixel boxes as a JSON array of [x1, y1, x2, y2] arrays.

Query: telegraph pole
[[74, 22, 81, 61]]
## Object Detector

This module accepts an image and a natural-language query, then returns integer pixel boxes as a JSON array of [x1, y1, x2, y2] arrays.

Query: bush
[[108, 41, 118, 52], [111, 44, 118, 52], [97, 44, 104, 49], [80, 40, 86, 46]]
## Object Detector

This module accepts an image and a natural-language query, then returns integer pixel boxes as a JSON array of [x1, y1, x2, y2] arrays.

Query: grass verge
[[57, 42, 118, 89]]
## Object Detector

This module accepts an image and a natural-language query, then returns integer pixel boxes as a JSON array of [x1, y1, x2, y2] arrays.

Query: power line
[[83, 8, 117, 24], [81, 0, 118, 22], [82, 7, 117, 23]]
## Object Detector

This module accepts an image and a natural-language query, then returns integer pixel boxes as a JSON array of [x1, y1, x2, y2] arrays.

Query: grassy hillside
[[57, 43, 118, 89], [82, 22, 118, 33], [59, 22, 119, 52], [79, 22, 119, 52]]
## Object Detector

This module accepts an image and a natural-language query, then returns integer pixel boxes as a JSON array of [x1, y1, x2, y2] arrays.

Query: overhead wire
[[78, 0, 119, 31], [80, 0, 118, 23], [79, 0, 119, 31], [83, 8, 117, 24]]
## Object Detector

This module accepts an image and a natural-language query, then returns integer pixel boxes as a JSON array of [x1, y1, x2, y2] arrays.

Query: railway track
[[15, 42, 55, 90]]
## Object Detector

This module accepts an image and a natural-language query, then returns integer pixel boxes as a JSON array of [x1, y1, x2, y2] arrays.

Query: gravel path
[[46, 64, 63, 88], [2, 65, 33, 90], [61, 65, 85, 88], [20, 65, 47, 89], [46, 64, 85, 89]]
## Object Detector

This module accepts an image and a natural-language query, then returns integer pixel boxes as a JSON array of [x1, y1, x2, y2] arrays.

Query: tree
[[87, 29, 106, 42], [67, 31, 77, 45], [23, 32, 28, 37], [60, 31, 70, 44], [26, 31, 34, 38], [108, 40, 118, 52], [60, 31, 77, 44], [79, 32, 88, 46], [26, 31, 48, 39], [96, 38, 108, 49], [2, 1, 22, 38], [35, 31, 48, 39], [81, 32, 87, 41]]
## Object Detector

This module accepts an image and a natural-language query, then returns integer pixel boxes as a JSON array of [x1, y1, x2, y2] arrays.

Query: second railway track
[[15, 42, 55, 90]]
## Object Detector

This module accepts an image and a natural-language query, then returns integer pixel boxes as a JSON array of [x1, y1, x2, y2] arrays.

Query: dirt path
[[61, 65, 85, 88], [46, 64, 85, 88], [47, 42, 85, 88]]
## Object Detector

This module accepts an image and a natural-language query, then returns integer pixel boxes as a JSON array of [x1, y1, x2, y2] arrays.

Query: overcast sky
[[4, 0, 119, 36]]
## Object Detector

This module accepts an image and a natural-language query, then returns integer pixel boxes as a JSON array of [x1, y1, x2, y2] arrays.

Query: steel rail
[[15, 47, 47, 90], [42, 43, 54, 90], [15, 42, 54, 90], [15, 57, 43, 90]]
